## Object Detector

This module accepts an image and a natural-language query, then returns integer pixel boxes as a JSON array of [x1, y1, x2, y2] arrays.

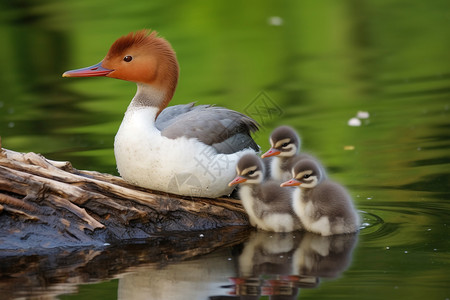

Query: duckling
[[281, 159, 360, 236], [228, 153, 302, 232], [261, 126, 326, 181]]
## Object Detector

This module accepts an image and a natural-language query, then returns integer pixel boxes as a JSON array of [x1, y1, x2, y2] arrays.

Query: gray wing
[[155, 103, 200, 130], [156, 104, 260, 154]]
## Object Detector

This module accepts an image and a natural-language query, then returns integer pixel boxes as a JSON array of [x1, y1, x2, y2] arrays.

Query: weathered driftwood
[[0, 142, 249, 249]]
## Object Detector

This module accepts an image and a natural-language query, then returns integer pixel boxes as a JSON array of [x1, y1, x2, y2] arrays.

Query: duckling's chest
[[292, 189, 315, 220], [238, 186, 263, 226], [270, 157, 291, 181]]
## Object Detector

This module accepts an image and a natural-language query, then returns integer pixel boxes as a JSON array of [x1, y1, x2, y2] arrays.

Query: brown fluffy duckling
[[228, 153, 302, 232], [261, 126, 326, 181], [281, 159, 359, 236]]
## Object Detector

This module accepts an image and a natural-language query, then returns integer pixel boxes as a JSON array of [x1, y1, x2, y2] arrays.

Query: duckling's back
[[309, 181, 360, 234]]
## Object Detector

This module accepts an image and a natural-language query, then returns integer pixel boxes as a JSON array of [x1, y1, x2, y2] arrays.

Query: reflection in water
[[0, 0, 449, 298], [116, 230, 358, 299], [231, 231, 358, 298], [118, 249, 236, 300], [0, 227, 250, 299], [0, 226, 359, 299]]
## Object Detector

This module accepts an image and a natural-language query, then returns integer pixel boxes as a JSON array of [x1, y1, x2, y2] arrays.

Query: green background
[[0, 0, 449, 299]]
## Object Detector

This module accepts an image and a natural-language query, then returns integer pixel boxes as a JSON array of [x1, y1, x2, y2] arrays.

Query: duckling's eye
[[303, 174, 310, 179], [123, 55, 133, 62], [281, 142, 289, 148], [247, 170, 255, 176]]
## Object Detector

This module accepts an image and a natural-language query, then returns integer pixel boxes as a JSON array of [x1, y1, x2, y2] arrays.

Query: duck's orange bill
[[261, 148, 281, 158], [280, 179, 301, 187], [228, 176, 247, 186], [62, 61, 113, 77]]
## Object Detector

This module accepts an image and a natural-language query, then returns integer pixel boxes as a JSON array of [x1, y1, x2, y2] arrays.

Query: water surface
[[0, 0, 449, 299]]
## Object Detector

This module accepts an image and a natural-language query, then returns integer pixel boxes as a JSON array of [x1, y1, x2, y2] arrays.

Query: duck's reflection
[[117, 230, 357, 299], [231, 230, 358, 299], [117, 248, 236, 300]]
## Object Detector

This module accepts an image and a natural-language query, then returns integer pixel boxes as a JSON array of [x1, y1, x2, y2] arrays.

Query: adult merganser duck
[[62, 30, 259, 198], [228, 153, 302, 232], [281, 159, 360, 236], [261, 126, 326, 181]]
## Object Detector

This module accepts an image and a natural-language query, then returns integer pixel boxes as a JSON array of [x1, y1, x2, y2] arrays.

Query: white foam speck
[[268, 16, 283, 26], [348, 117, 361, 127], [357, 111, 370, 119]]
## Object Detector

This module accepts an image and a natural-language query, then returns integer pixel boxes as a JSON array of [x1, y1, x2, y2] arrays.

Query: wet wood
[[0, 143, 249, 249]]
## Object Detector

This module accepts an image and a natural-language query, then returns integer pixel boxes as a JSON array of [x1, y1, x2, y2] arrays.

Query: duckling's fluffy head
[[269, 126, 301, 157], [236, 153, 265, 184], [291, 159, 323, 188]]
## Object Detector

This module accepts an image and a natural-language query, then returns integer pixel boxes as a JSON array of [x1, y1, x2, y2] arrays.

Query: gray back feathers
[[156, 104, 260, 153]]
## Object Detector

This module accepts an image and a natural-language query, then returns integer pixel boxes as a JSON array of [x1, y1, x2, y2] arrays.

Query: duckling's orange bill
[[261, 148, 281, 158], [280, 179, 301, 187], [62, 61, 113, 77], [228, 176, 247, 186]]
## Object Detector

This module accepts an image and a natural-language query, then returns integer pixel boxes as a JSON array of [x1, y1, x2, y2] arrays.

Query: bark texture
[[0, 144, 249, 249]]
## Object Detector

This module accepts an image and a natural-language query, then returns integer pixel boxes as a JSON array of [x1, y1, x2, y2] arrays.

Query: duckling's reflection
[[233, 230, 358, 299], [117, 231, 357, 300]]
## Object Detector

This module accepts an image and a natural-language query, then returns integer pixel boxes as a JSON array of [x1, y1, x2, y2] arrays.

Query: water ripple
[[358, 210, 394, 240]]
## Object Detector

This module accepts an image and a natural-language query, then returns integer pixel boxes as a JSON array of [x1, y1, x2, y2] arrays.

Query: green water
[[0, 0, 449, 299]]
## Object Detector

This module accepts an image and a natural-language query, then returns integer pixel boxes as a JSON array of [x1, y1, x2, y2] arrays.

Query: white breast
[[114, 106, 255, 198], [270, 157, 291, 181], [238, 185, 267, 229], [269, 157, 283, 180], [291, 189, 333, 236], [262, 213, 295, 232], [292, 189, 317, 232], [291, 188, 304, 219]]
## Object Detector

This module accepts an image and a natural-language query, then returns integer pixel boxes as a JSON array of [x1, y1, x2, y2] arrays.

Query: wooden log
[[0, 142, 249, 249]]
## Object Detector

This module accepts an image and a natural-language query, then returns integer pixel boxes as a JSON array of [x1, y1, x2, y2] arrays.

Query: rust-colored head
[[63, 30, 179, 108]]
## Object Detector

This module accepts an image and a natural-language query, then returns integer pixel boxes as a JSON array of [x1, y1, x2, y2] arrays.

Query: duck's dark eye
[[303, 174, 310, 179], [123, 55, 133, 62], [247, 170, 255, 176], [281, 142, 289, 148]]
